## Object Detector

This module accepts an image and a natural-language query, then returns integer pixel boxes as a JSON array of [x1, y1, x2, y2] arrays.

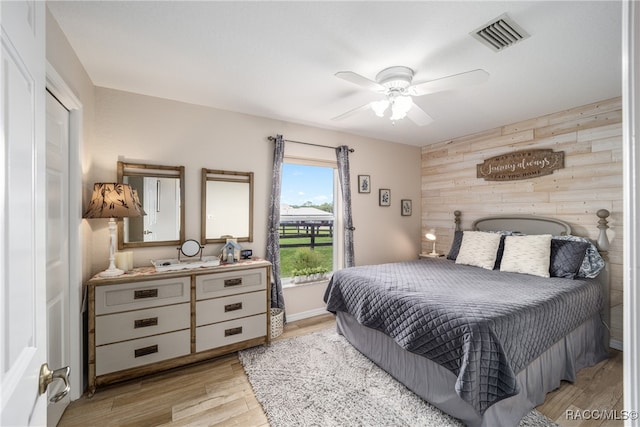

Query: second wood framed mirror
[[117, 161, 185, 249], [201, 169, 254, 244]]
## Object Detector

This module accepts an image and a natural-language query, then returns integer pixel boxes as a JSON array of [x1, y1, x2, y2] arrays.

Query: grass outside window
[[279, 236, 333, 278]]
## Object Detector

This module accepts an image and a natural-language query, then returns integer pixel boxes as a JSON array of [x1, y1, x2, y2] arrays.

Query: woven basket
[[270, 308, 284, 339]]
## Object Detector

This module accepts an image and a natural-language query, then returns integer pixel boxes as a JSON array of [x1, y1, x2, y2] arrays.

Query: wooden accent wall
[[420, 97, 623, 343]]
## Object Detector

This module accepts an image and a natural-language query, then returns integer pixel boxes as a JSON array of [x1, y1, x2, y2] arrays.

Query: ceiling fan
[[332, 66, 489, 126]]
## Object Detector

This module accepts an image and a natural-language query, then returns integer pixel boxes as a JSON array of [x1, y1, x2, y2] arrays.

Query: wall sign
[[476, 149, 564, 181]]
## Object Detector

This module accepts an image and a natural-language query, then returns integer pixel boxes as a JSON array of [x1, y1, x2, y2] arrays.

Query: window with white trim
[[279, 159, 342, 283]]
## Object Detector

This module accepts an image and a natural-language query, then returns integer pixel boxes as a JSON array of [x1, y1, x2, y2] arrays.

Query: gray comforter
[[323, 258, 604, 414]]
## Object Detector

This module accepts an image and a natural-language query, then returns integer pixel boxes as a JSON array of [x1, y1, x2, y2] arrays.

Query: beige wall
[[89, 87, 422, 315], [420, 97, 623, 343]]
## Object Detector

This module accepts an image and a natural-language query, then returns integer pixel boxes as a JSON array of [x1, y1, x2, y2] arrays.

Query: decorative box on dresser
[[85, 258, 271, 395]]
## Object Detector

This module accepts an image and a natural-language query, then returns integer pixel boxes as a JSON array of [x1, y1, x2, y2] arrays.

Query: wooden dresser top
[[86, 258, 271, 286]]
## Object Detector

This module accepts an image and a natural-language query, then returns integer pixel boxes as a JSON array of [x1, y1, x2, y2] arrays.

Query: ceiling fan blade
[[408, 69, 489, 97], [407, 102, 433, 127], [331, 102, 373, 121], [335, 71, 385, 92]]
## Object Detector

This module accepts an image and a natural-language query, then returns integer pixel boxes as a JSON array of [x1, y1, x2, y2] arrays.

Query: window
[[279, 161, 340, 282]]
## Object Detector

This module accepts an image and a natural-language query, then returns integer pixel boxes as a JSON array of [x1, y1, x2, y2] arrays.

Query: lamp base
[[419, 252, 443, 259], [99, 267, 125, 278]]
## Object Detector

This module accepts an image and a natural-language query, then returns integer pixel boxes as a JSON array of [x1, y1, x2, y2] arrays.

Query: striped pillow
[[455, 231, 502, 270], [500, 234, 552, 277]]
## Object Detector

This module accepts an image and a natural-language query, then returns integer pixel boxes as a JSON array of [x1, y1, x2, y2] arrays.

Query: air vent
[[471, 14, 529, 52]]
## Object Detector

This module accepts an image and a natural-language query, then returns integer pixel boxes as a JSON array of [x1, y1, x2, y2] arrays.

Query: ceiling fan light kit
[[334, 66, 489, 126], [371, 94, 412, 121], [371, 99, 389, 117], [390, 94, 413, 121], [372, 67, 415, 121]]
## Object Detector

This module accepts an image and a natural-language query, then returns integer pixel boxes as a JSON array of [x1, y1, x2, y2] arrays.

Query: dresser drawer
[[95, 277, 190, 315], [196, 267, 267, 300], [96, 303, 190, 346], [196, 291, 266, 327], [196, 313, 266, 352], [96, 329, 190, 376]]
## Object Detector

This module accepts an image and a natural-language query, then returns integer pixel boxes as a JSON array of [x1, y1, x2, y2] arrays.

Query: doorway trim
[[45, 63, 83, 400], [622, 0, 640, 418]]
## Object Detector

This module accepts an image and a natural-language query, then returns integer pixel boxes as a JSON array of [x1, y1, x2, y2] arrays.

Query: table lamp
[[84, 183, 144, 277], [425, 229, 438, 256]]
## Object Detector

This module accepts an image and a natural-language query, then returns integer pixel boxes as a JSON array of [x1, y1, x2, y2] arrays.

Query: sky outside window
[[281, 163, 334, 207]]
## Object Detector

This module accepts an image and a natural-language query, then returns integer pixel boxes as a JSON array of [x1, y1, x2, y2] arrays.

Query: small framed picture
[[379, 189, 391, 206], [358, 175, 371, 193], [401, 199, 412, 216]]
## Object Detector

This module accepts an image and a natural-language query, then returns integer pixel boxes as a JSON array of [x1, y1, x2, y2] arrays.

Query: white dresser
[[85, 259, 271, 394]]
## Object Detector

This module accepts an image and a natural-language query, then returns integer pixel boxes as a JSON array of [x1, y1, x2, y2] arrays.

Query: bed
[[323, 211, 611, 427]]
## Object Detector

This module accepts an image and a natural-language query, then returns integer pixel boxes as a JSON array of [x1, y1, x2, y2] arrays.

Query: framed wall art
[[401, 199, 412, 216], [358, 175, 371, 193], [379, 189, 391, 206]]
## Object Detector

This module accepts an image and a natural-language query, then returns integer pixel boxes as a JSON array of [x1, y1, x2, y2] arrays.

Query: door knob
[[39, 363, 71, 403]]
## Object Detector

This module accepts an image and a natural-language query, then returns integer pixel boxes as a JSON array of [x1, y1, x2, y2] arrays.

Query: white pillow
[[499, 234, 552, 277], [455, 231, 502, 270]]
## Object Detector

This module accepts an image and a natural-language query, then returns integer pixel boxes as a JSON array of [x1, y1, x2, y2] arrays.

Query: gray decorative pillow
[[447, 230, 464, 260], [550, 239, 590, 279], [500, 234, 552, 277], [552, 235, 605, 278], [455, 231, 502, 270], [493, 235, 507, 270]]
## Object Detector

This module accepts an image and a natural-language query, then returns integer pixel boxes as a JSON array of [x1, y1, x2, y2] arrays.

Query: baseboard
[[286, 307, 329, 323], [610, 338, 623, 351]]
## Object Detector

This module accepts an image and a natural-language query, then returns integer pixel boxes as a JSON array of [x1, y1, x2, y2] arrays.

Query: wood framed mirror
[[117, 161, 185, 249], [201, 169, 254, 244]]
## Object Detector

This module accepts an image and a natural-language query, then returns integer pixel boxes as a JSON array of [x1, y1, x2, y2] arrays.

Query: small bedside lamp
[[425, 229, 438, 256], [84, 183, 144, 277]]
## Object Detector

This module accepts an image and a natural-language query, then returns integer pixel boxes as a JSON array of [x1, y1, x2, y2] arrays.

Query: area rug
[[239, 328, 558, 427]]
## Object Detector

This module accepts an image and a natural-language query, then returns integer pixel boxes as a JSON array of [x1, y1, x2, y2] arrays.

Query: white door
[[46, 92, 71, 426], [1, 1, 50, 425], [143, 177, 159, 242]]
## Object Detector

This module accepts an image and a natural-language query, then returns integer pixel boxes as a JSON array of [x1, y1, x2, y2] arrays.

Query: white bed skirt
[[336, 311, 609, 427]]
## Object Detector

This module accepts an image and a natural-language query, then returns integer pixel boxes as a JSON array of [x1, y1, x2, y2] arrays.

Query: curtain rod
[[267, 136, 355, 153]]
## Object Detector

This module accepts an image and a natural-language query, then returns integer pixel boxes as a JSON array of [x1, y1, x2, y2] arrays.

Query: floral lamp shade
[[83, 183, 144, 219], [84, 183, 144, 277]]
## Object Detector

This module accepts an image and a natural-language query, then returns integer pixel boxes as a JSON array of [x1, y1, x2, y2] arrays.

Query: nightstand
[[419, 253, 445, 259]]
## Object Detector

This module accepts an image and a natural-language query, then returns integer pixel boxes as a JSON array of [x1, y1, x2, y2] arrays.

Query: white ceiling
[[47, 1, 622, 147]]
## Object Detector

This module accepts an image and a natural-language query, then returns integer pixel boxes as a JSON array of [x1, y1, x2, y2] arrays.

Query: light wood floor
[[59, 314, 623, 426]]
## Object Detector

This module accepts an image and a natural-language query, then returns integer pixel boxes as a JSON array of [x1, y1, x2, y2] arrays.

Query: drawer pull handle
[[225, 327, 243, 337], [134, 317, 158, 328], [224, 302, 243, 312], [134, 344, 158, 358], [134, 289, 158, 299], [224, 278, 242, 287]]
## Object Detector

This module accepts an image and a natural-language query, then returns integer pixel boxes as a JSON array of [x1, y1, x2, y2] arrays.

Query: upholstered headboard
[[453, 209, 611, 252], [472, 215, 571, 236]]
